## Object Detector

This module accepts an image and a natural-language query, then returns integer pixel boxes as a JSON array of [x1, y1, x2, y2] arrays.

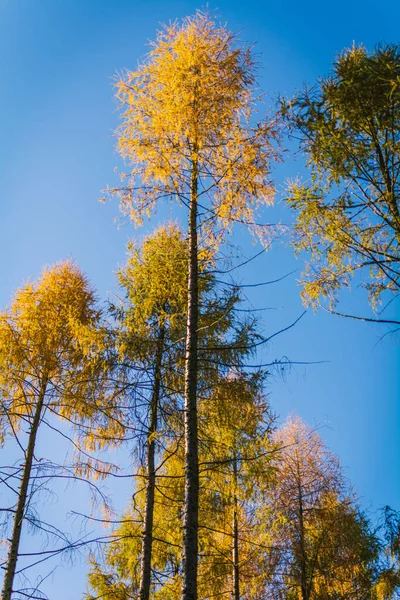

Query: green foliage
[[117, 224, 189, 336], [114, 223, 260, 405], [284, 44, 400, 310]]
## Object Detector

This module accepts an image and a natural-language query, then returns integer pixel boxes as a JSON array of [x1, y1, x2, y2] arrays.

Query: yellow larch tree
[[264, 415, 378, 600], [197, 373, 275, 600], [110, 12, 277, 598], [0, 261, 118, 600]]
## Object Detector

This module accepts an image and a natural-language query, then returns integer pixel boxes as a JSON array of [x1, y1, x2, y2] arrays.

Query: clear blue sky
[[1, 1, 399, 598]]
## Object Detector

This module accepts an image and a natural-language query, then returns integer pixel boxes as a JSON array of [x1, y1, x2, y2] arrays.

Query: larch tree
[[283, 44, 400, 324], [110, 12, 277, 599], [264, 416, 378, 600], [197, 372, 275, 600], [0, 261, 114, 600]]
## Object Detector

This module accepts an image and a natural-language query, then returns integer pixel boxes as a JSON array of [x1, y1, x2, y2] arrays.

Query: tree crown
[[111, 11, 276, 236]]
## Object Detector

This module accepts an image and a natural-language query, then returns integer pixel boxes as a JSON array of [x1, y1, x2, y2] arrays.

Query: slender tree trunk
[[139, 326, 165, 600], [232, 456, 240, 600], [182, 157, 199, 600], [1, 378, 47, 600], [296, 462, 308, 600]]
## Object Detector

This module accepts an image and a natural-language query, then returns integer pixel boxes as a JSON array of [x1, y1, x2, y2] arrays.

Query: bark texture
[[138, 326, 165, 600], [182, 159, 199, 600]]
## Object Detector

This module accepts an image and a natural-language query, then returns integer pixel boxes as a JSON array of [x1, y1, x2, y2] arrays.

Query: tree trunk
[[139, 326, 165, 600], [296, 461, 308, 600], [232, 456, 240, 600], [182, 157, 199, 600], [1, 378, 47, 600]]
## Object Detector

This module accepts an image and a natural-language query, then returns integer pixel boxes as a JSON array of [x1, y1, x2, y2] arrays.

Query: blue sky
[[1, 1, 399, 598]]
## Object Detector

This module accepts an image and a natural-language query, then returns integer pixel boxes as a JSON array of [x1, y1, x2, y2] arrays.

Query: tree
[[283, 44, 400, 324], [0, 261, 112, 600], [87, 224, 262, 600], [110, 12, 277, 598], [197, 373, 275, 600], [264, 416, 378, 600]]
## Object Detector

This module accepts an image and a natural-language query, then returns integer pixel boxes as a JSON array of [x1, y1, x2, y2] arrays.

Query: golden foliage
[[86, 373, 275, 600], [111, 11, 277, 238], [265, 415, 377, 599], [0, 261, 125, 463]]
